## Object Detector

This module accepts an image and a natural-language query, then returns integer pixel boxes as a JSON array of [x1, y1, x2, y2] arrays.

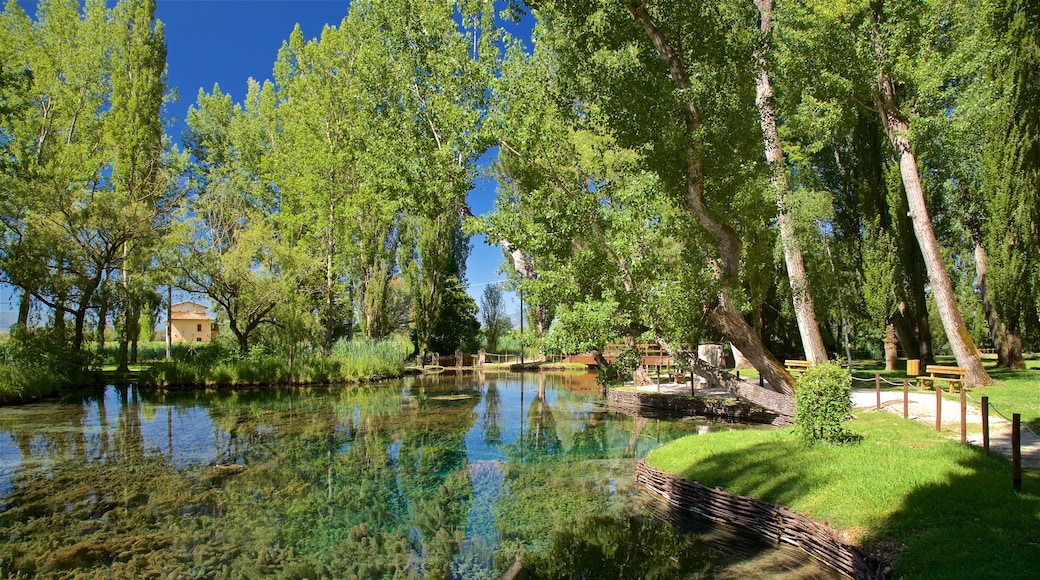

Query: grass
[[139, 336, 413, 388], [646, 412, 1040, 579]]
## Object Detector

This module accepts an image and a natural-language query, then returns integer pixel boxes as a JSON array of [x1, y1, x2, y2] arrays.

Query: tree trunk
[[708, 293, 795, 395], [872, 46, 992, 386], [324, 245, 335, 354], [753, 0, 828, 364], [628, 2, 795, 396], [17, 290, 30, 326], [731, 342, 753, 370], [891, 305, 921, 360], [973, 242, 1022, 368], [96, 288, 108, 353], [884, 322, 898, 371], [1003, 328, 1026, 370]]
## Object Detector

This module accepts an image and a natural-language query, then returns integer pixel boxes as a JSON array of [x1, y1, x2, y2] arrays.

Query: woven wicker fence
[[637, 460, 888, 580]]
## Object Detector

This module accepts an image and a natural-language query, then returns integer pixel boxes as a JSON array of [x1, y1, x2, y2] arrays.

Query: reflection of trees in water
[[0, 376, 716, 579], [481, 379, 502, 446], [525, 375, 562, 459], [568, 408, 610, 459]]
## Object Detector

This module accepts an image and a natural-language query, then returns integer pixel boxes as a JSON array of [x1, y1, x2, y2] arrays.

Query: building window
[[196, 337, 202, 342], [197, 324, 203, 332]]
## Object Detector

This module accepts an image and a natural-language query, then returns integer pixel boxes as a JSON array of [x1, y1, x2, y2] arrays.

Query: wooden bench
[[785, 360, 813, 376], [921, 365, 968, 393]]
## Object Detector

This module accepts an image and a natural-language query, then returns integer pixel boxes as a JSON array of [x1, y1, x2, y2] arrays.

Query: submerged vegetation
[[0, 375, 805, 579]]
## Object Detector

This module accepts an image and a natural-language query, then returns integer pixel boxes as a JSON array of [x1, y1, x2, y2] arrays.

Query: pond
[[0, 372, 838, 579]]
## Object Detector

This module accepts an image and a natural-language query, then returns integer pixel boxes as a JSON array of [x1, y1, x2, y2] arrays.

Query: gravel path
[[632, 381, 1039, 469], [850, 387, 1040, 469]]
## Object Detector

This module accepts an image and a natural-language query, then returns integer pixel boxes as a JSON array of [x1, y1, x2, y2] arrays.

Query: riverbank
[[645, 411, 1040, 578]]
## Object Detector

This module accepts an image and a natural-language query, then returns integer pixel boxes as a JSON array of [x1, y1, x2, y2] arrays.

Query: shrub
[[795, 360, 853, 444]]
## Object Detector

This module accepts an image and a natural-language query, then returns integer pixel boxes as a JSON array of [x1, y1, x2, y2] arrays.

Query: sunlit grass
[[646, 412, 1040, 579]]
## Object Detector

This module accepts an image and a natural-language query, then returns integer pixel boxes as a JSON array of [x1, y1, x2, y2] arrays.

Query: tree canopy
[[1, 0, 1036, 388]]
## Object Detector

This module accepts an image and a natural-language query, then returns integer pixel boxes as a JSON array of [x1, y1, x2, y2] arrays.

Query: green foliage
[[544, 298, 624, 355], [597, 344, 641, 385], [428, 279, 482, 355], [0, 326, 95, 402], [478, 284, 511, 353], [794, 360, 853, 444]]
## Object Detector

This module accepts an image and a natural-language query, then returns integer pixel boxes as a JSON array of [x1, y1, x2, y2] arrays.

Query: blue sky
[[5, 0, 529, 325]]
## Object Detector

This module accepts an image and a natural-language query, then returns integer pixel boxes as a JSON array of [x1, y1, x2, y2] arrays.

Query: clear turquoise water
[[0, 372, 834, 579]]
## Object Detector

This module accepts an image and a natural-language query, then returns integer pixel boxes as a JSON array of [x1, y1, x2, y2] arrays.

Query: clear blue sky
[[6, 0, 530, 325]]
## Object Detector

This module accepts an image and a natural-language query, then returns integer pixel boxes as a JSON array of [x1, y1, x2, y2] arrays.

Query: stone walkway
[[632, 381, 1040, 469]]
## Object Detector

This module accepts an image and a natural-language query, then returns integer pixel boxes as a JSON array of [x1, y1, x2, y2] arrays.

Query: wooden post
[[875, 373, 881, 410], [935, 385, 942, 432], [959, 388, 966, 444], [1012, 414, 1021, 491], [982, 396, 990, 456], [903, 379, 909, 419]]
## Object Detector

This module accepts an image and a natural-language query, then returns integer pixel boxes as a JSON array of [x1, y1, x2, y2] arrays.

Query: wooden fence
[[637, 460, 888, 580]]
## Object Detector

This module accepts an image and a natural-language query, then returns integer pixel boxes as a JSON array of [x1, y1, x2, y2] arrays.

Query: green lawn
[[646, 412, 1040, 579]]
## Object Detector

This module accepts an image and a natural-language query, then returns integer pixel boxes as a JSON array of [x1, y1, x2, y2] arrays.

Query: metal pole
[[519, 286, 524, 367], [165, 284, 172, 360]]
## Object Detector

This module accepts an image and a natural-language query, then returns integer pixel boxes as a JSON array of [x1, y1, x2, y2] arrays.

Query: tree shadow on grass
[[659, 439, 1040, 579], [865, 454, 1040, 580]]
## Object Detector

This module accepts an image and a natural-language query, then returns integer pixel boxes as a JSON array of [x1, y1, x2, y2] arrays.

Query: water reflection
[[0, 372, 833, 578]]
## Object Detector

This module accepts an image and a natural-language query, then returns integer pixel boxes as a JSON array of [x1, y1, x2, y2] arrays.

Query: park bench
[[921, 365, 968, 393], [785, 360, 813, 376]]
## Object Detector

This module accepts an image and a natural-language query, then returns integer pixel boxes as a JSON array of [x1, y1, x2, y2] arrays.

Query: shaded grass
[[646, 412, 1040, 579]]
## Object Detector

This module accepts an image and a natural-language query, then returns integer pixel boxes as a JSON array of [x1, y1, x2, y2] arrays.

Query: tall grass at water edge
[[0, 327, 97, 404], [141, 335, 412, 387]]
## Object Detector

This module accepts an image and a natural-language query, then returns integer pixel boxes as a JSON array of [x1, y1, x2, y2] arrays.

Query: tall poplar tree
[[106, 0, 169, 370], [781, 0, 992, 386], [977, 0, 1040, 368]]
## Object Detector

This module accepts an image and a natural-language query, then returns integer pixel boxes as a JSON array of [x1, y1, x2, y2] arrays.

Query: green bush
[[794, 360, 853, 444]]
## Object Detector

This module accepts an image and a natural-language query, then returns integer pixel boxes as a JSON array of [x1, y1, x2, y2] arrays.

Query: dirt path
[[850, 387, 1040, 469]]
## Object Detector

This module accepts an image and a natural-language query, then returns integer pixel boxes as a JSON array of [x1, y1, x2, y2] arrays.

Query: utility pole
[[165, 285, 172, 360], [519, 286, 524, 367]]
